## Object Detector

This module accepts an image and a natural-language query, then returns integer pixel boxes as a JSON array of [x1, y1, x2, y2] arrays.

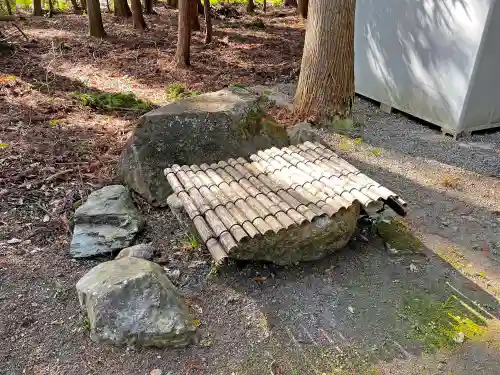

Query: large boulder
[[70, 185, 144, 258], [76, 257, 196, 348], [118, 86, 290, 206]]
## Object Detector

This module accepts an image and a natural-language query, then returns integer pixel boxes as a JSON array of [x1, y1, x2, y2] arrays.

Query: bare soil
[[1, 5, 500, 375]]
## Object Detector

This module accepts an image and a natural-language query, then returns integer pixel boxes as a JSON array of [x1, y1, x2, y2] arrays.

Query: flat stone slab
[[164, 141, 407, 265], [70, 185, 144, 258]]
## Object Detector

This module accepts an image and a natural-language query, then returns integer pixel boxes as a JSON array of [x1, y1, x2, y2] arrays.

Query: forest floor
[[1, 4, 500, 375]]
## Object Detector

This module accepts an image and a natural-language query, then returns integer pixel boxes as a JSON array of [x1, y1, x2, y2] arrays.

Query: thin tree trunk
[[167, 0, 178, 8], [114, 0, 132, 17], [197, 0, 203, 14], [246, 0, 255, 13], [33, 0, 43, 15], [48, 0, 54, 17], [263, 0, 267, 12], [203, 0, 211, 44], [87, 0, 106, 37], [70, 0, 82, 13], [284, 0, 297, 7], [293, 0, 355, 124], [297, 0, 308, 18], [81, 0, 87, 12], [131, 0, 146, 29], [143, 0, 154, 14], [190, 0, 200, 31], [5, 0, 12, 15], [174, 0, 191, 68]]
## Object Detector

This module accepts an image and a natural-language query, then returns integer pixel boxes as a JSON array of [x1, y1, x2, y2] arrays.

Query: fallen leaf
[[251, 276, 267, 282], [7, 238, 22, 244], [348, 306, 354, 313], [454, 331, 465, 343], [193, 319, 201, 327], [409, 263, 418, 272], [43, 214, 50, 223]]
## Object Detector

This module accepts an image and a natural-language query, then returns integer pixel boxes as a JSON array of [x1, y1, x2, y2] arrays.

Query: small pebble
[[151, 369, 162, 375]]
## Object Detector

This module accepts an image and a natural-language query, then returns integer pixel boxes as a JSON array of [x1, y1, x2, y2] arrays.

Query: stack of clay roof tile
[[164, 141, 406, 263]]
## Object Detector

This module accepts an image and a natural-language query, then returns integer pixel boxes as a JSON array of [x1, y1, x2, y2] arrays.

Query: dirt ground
[[1, 4, 500, 375]]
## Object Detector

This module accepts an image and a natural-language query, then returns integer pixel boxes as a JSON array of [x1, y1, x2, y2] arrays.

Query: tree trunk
[[263, 0, 267, 12], [81, 0, 87, 12], [33, 0, 43, 15], [297, 0, 308, 18], [190, 0, 200, 31], [167, 0, 178, 8], [48, 0, 54, 17], [5, 0, 12, 15], [87, 0, 106, 37], [284, 0, 297, 7], [131, 0, 146, 29], [293, 0, 355, 124], [70, 0, 82, 13], [114, 0, 132, 17], [174, 0, 191, 68], [246, 0, 255, 13], [197, 0, 203, 14], [143, 0, 154, 14], [203, 0, 211, 44]]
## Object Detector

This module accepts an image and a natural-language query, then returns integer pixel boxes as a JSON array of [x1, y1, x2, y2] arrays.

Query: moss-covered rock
[[118, 87, 290, 206]]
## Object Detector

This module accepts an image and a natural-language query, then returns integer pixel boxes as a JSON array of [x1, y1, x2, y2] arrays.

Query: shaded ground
[[1, 4, 500, 375]]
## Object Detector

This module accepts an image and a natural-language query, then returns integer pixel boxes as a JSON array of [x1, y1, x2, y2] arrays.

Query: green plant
[[72, 91, 153, 111], [230, 82, 248, 89], [165, 82, 200, 101], [181, 232, 200, 250]]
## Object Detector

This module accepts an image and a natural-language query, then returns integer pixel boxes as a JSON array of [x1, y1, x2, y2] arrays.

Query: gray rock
[[118, 86, 290, 206], [70, 185, 144, 258], [76, 257, 196, 348], [286, 121, 319, 145], [115, 244, 154, 260]]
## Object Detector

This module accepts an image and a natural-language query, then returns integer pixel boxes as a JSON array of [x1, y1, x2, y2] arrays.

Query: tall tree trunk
[[70, 0, 82, 13], [293, 0, 355, 124], [87, 0, 106, 37], [246, 0, 255, 13], [297, 0, 308, 18], [131, 0, 146, 29], [284, 0, 297, 7], [81, 0, 87, 12], [143, 0, 154, 14], [174, 0, 191, 68], [48, 0, 54, 17], [33, 0, 43, 15], [114, 0, 132, 17], [197, 0, 203, 14], [190, 0, 200, 31], [203, 0, 211, 44], [263, 0, 267, 12]]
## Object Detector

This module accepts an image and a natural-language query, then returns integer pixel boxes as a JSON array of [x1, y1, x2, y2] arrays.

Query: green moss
[[72, 91, 152, 111], [325, 116, 354, 132], [376, 218, 422, 253], [165, 82, 200, 101]]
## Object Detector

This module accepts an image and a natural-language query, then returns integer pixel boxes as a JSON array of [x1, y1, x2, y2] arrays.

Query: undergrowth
[[72, 91, 153, 111], [165, 82, 201, 101]]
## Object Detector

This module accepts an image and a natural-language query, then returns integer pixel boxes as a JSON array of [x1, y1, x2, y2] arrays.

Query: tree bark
[[263, 0, 267, 12], [5, 0, 12, 15], [48, 0, 55, 17], [70, 0, 82, 13], [131, 0, 146, 29], [246, 0, 255, 13], [87, 0, 106, 37], [114, 0, 132, 17], [293, 0, 355, 123], [190, 0, 200, 31], [203, 0, 211, 44], [297, 0, 308, 18], [174, 0, 191, 68], [284, 0, 297, 7], [33, 0, 43, 15], [197, 0, 203, 14], [143, 0, 154, 14], [81, 0, 87, 12]]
